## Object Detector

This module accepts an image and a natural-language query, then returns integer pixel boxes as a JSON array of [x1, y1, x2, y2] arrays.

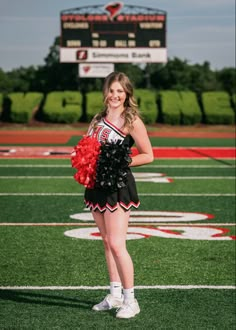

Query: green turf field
[[0, 136, 235, 329]]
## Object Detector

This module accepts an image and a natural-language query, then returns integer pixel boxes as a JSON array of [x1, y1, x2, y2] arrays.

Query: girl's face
[[107, 81, 127, 111]]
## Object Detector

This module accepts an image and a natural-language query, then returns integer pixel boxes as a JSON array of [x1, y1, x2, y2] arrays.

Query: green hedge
[[43, 91, 82, 123], [158, 91, 202, 125], [232, 93, 236, 113], [86, 90, 157, 124], [158, 91, 181, 125], [0, 93, 2, 113], [8, 92, 43, 123], [202, 91, 235, 124], [1, 90, 235, 125], [135, 89, 157, 124], [86, 91, 104, 121], [179, 91, 202, 125]]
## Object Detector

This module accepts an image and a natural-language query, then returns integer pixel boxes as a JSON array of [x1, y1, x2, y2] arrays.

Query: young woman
[[81, 72, 153, 318]]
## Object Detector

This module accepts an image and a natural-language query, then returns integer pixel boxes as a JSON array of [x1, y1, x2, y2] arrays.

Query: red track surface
[[0, 129, 235, 144], [0, 130, 235, 159]]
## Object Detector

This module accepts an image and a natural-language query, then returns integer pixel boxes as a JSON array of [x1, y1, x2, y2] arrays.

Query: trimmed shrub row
[[43, 91, 82, 123], [158, 90, 234, 125], [0, 90, 235, 125], [4, 92, 43, 123], [158, 91, 202, 125], [0, 93, 2, 114], [135, 89, 157, 124], [158, 91, 181, 125], [86, 91, 104, 122], [202, 92, 235, 124]]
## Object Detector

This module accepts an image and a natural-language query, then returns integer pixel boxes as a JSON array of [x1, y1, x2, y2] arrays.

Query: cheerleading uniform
[[84, 118, 140, 212]]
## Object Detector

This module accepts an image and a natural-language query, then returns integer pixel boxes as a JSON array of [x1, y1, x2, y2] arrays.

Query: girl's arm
[[129, 117, 154, 167]]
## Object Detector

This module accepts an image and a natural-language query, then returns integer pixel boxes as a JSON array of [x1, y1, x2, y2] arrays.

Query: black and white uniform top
[[84, 117, 140, 212]]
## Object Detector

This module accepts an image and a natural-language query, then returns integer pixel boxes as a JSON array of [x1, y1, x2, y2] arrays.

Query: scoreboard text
[[60, 13, 166, 49]]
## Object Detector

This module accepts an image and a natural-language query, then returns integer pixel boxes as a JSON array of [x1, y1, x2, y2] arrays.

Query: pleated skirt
[[84, 170, 140, 212]]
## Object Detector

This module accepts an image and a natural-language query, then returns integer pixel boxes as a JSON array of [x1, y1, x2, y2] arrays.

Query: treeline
[[0, 37, 235, 96], [0, 37, 235, 125], [0, 59, 235, 96]]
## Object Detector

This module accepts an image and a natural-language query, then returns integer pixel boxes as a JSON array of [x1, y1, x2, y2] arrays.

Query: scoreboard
[[61, 15, 166, 48], [60, 4, 167, 63]]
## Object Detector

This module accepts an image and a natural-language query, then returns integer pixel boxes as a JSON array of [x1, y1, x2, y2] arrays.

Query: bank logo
[[76, 50, 88, 60]]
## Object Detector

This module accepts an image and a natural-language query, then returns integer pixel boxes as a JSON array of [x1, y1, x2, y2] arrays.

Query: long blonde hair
[[91, 72, 140, 132]]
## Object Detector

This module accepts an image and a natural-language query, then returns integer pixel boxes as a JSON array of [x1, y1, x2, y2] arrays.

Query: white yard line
[[0, 193, 235, 196], [0, 176, 74, 179], [0, 165, 69, 167], [0, 223, 235, 226], [143, 165, 236, 168], [0, 193, 85, 196], [172, 177, 235, 179], [0, 285, 235, 290], [0, 176, 235, 179], [0, 164, 235, 168]]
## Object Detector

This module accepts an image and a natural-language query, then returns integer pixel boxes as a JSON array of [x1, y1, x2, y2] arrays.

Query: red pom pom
[[71, 136, 101, 188]]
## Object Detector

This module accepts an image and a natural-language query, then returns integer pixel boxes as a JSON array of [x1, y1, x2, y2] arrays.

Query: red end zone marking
[[0, 147, 235, 158], [132, 147, 236, 159]]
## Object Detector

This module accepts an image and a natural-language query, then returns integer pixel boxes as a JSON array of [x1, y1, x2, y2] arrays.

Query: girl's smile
[[107, 81, 126, 111]]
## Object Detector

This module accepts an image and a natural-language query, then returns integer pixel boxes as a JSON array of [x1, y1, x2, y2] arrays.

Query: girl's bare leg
[[92, 210, 121, 283], [103, 206, 134, 289]]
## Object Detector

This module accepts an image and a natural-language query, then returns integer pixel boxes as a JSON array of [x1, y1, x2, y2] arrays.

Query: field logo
[[65, 211, 235, 241], [64, 226, 235, 241]]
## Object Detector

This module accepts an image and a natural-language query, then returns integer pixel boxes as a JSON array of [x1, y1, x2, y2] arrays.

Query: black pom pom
[[95, 140, 132, 191]]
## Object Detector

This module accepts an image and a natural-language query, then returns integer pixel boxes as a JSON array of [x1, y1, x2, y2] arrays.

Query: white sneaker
[[116, 299, 140, 319], [92, 294, 124, 311]]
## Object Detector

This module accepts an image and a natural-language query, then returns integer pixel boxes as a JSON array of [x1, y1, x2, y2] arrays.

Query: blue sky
[[0, 0, 235, 71]]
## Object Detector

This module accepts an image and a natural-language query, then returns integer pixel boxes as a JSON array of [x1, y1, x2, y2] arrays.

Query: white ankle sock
[[123, 287, 135, 303], [110, 282, 122, 298]]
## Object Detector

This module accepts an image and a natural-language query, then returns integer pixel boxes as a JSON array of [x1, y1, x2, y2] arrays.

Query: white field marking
[[0, 175, 172, 183], [134, 173, 165, 177], [0, 285, 235, 290], [0, 173, 172, 183], [0, 193, 84, 196], [0, 193, 235, 197], [0, 176, 234, 180], [0, 165, 70, 167], [172, 177, 235, 179], [64, 226, 235, 240], [0, 164, 235, 168], [0, 176, 73, 179], [0, 223, 235, 227], [143, 165, 236, 168]]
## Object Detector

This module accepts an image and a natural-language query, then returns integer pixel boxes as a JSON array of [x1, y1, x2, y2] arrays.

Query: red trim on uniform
[[103, 118, 126, 137], [119, 200, 140, 210], [84, 199, 140, 213]]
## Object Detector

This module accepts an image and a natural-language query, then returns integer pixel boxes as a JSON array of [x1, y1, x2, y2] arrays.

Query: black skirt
[[84, 169, 140, 212]]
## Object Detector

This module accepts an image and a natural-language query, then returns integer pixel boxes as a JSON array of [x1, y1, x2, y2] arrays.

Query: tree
[[217, 68, 236, 95], [42, 36, 78, 92], [115, 63, 144, 88], [0, 69, 13, 93]]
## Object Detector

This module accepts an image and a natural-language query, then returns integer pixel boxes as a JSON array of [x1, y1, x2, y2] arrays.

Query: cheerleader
[[72, 72, 154, 318]]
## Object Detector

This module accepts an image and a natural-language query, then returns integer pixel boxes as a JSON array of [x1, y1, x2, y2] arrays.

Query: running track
[[0, 130, 235, 159]]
